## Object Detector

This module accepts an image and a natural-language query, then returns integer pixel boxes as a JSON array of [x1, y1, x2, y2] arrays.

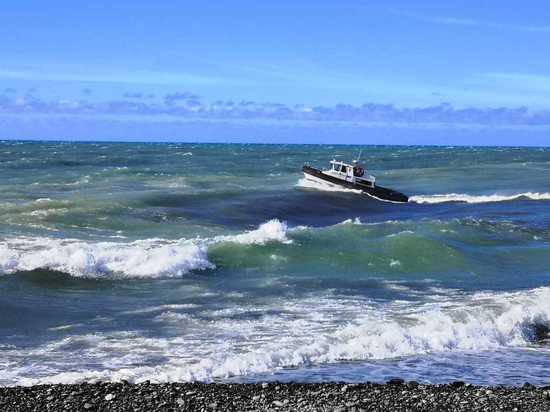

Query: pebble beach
[[2, 381, 550, 411]]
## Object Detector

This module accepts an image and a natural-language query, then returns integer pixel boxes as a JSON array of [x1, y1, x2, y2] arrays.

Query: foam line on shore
[[4, 287, 549, 385]]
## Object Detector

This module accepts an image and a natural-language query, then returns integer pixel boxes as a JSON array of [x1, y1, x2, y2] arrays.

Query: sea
[[1, 141, 550, 387]]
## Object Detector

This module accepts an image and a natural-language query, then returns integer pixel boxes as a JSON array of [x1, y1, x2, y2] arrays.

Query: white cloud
[[1, 92, 550, 126]]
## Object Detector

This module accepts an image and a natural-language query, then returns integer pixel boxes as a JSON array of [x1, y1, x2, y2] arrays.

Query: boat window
[[341, 165, 347, 174], [333, 163, 340, 172]]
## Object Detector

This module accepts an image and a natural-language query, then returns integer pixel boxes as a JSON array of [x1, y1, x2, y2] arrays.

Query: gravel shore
[[2, 380, 550, 411]]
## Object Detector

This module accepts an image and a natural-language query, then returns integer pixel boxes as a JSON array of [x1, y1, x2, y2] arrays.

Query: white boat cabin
[[323, 159, 376, 187]]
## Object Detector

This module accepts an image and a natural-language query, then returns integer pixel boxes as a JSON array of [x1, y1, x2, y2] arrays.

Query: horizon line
[[1, 138, 548, 149]]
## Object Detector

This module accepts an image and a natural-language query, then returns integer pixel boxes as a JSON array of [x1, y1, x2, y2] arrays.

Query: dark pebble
[[0, 381, 549, 411]]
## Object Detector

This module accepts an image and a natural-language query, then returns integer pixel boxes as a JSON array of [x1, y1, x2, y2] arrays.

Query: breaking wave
[[3, 216, 544, 279], [0, 219, 290, 278], [6, 287, 550, 386], [213, 219, 291, 245], [0, 238, 212, 279], [410, 192, 550, 204]]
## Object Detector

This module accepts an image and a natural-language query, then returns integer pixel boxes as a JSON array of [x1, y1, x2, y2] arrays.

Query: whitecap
[[410, 192, 550, 204], [0, 237, 213, 279], [338, 217, 363, 225], [213, 219, 291, 245]]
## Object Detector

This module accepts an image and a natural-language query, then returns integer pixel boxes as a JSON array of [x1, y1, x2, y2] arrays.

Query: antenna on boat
[[354, 149, 363, 164]]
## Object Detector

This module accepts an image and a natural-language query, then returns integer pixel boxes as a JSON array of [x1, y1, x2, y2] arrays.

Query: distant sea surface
[[1, 141, 550, 386]]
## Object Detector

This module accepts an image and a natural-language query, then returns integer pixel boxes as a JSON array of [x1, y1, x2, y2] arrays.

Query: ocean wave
[[0, 220, 290, 278], [5, 287, 550, 386], [410, 192, 550, 204], [0, 216, 544, 279], [114, 286, 549, 378], [0, 238, 212, 279], [212, 219, 291, 245]]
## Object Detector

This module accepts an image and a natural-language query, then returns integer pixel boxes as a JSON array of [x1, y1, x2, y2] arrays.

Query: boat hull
[[302, 165, 409, 203]]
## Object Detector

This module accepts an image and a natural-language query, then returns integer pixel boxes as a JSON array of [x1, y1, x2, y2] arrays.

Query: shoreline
[[2, 381, 550, 411]]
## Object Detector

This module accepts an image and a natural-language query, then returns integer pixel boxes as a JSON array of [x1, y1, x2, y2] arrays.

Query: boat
[[302, 157, 409, 203]]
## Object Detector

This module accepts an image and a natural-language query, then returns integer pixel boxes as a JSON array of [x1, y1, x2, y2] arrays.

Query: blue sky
[[1, 1, 550, 145]]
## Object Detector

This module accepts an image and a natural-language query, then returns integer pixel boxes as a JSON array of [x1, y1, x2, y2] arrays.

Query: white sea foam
[[0, 220, 291, 278], [64, 176, 90, 186], [154, 311, 195, 323], [0, 245, 18, 273], [48, 323, 84, 331], [4, 287, 550, 386], [213, 219, 291, 245], [27, 208, 69, 218], [122, 304, 200, 315], [338, 217, 363, 225], [410, 192, 550, 204], [296, 177, 362, 194], [0, 237, 213, 279]]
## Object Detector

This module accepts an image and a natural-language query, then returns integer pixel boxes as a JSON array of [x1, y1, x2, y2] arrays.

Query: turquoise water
[[1, 141, 550, 386]]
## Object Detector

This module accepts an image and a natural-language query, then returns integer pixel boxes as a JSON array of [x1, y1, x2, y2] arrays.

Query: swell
[[1, 217, 549, 279]]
